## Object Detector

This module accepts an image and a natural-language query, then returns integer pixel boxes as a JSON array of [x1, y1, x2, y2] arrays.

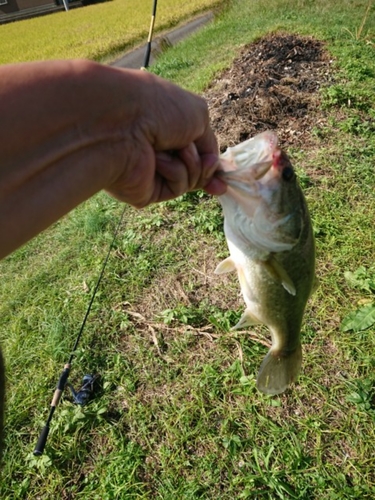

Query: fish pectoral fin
[[231, 309, 261, 330], [262, 256, 296, 296], [214, 257, 236, 275]]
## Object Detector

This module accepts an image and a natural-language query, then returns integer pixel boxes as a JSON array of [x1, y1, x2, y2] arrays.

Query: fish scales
[[215, 131, 316, 395]]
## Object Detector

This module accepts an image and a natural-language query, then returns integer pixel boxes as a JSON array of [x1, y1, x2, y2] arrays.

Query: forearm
[[0, 139, 116, 258], [0, 59, 221, 259], [0, 60, 136, 258]]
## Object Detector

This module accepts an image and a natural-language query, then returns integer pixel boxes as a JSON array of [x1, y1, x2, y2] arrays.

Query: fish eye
[[282, 166, 295, 181]]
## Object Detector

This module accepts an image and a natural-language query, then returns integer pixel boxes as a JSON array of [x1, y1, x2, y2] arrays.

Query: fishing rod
[[33, 206, 126, 456], [34, 0, 160, 455], [142, 0, 158, 69]]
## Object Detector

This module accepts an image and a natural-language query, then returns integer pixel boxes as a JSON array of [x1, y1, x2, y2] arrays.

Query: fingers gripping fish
[[215, 131, 316, 395]]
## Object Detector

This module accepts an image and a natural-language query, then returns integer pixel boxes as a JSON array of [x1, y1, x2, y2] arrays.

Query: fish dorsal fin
[[214, 257, 236, 275], [262, 255, 296, 296]]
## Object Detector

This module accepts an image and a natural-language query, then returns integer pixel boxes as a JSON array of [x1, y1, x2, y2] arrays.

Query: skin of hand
[[105, 67, 225, 207], [0, 60, 226, 259]]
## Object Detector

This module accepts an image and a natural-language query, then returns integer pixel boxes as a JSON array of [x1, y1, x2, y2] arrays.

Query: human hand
[[105, 70, 226, 207], [0, 60, 228, 258]]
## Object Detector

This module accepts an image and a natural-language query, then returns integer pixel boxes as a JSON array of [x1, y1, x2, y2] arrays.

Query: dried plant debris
[[205, 32, 335, 150]]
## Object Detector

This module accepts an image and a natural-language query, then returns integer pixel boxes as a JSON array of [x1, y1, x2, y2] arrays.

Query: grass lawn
[[1, 0, 375, 498]]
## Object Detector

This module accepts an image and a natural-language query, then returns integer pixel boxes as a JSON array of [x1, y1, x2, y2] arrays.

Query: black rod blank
[[143, 0, 158, 69]]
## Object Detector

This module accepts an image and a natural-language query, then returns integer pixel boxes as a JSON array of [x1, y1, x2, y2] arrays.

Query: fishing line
[[34, 205, 126, 456]]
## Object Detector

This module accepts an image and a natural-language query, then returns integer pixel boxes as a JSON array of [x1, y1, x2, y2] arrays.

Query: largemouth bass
[[215, 131, 315, 395]]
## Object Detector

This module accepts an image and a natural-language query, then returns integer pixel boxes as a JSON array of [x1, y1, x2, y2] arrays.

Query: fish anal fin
[[256, 344, 302, 395], [262, 256, 296, 296], [231, 308, 261, 330], [215, 257, 236, 275]]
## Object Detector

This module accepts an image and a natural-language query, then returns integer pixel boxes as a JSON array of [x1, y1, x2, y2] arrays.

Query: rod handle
[[33, 424, 50, 456]]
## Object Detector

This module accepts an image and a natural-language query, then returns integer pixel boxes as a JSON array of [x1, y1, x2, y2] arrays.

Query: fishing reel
[[67, 374, 100, 406]]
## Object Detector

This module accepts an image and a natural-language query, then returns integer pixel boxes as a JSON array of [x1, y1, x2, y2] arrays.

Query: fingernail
[[202, 153, 220, 176], [204, 177, 227, 196]]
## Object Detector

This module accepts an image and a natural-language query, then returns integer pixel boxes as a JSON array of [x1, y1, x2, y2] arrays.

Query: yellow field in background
[[0, 0, 224, 64]]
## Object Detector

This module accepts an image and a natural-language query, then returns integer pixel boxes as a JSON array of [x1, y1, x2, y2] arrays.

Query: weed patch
[[1, 0, 375, 498]]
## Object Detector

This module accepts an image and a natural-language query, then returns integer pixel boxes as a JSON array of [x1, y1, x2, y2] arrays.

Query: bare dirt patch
[[205, 32, 334, 150]]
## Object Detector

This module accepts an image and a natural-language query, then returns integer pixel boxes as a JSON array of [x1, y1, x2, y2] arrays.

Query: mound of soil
[[205, 32, 334, 150]]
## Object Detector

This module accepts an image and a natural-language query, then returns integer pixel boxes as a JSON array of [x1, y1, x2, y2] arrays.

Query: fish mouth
[[217, 159, 273, 184], [218, 130, 278, 182], [217, 131, 282, 194]]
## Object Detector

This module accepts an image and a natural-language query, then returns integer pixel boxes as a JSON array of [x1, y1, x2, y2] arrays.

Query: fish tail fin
[[256, 344, 302, 395]]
